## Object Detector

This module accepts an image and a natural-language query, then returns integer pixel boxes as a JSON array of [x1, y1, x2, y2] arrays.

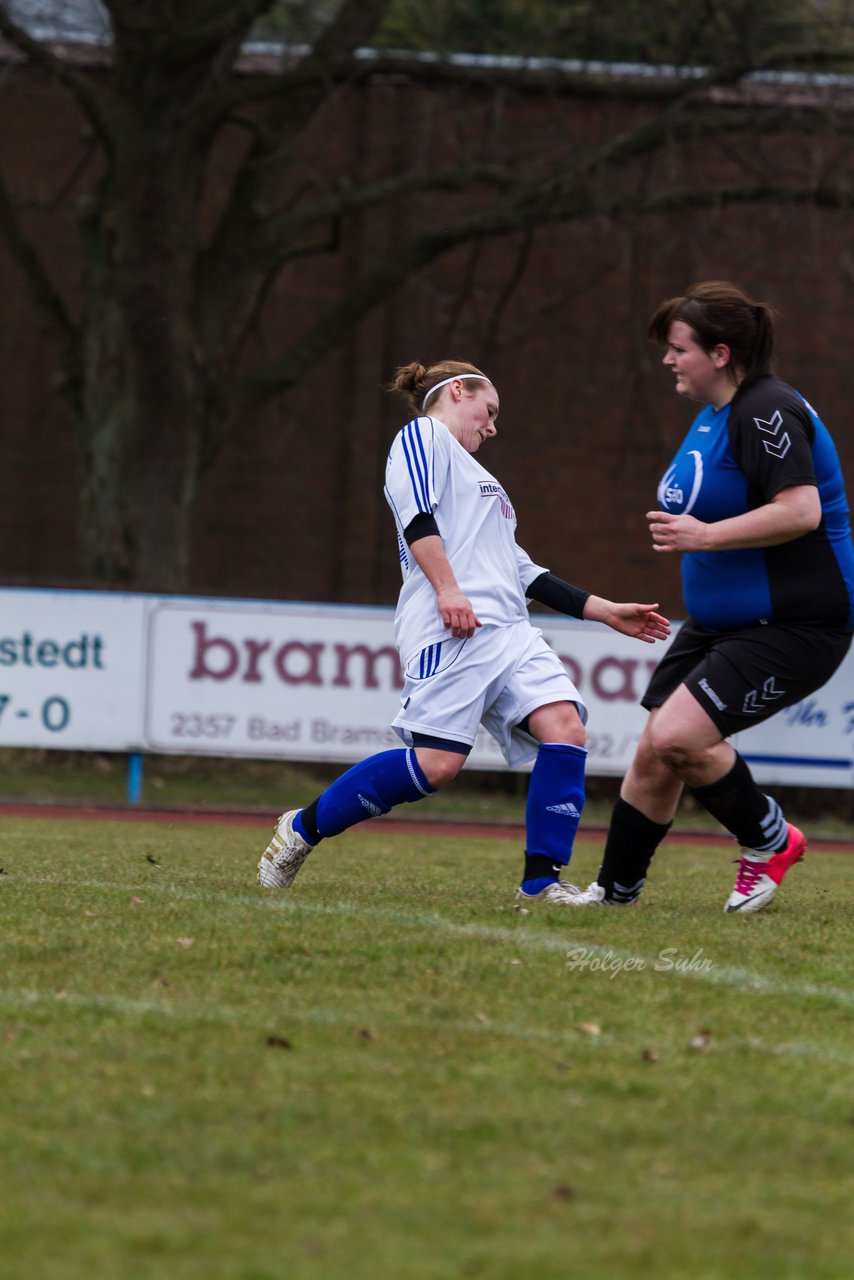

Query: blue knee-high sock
[[522, 742, 587, 891], [293, 748, 435, 843]]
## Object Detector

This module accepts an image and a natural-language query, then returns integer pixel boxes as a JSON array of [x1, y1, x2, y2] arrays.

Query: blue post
[[127, 752, 144, 805]]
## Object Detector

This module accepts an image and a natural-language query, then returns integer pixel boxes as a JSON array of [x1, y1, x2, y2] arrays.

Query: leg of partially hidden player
[[589, 684, 805, 911]]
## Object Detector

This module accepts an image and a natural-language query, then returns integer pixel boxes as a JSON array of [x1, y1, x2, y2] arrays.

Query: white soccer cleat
[[258, 810, 313, 888], [515, 880, 585, 906], [724, 824, 806, 914], [574, 881, 608, 905]]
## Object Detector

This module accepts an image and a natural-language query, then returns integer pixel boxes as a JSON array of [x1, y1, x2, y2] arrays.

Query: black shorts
[[642, 617, 852, 738]]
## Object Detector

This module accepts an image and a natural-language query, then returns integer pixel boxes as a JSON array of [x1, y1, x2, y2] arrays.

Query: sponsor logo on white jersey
[[479, 481, 514, 520]]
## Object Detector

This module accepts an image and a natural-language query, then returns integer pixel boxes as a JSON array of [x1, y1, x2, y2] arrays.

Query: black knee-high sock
[[298, 798, 322, 845], [597, 797, 671, 902], [688, 753, 787, 852]]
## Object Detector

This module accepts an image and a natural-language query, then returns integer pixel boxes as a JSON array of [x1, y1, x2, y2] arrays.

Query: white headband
[[421, 373, 490, 409]]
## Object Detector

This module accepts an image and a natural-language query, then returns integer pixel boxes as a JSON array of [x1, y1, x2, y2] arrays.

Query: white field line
[[7, 874, 854, 1011], [0, 987, 851, 1067], [0, 987, 573, 1049]]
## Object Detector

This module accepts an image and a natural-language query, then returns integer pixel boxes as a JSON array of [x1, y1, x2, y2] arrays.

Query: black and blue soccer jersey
[[657, 375, 854, 631]]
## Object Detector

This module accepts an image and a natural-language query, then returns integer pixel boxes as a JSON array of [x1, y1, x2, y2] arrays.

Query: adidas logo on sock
[[358, 794, 383, 816], [546, 802, 580, 818]]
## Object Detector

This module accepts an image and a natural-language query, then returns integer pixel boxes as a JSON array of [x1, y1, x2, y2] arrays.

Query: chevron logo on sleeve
[[753, 409, 791, 459], [742, 676, 787, 714]]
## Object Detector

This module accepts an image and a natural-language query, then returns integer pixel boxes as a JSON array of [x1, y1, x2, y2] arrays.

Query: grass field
[[0, 814, 851, 1280]]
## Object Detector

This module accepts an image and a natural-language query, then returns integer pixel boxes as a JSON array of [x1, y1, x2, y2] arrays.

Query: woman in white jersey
[[258, 360, 670, 904]]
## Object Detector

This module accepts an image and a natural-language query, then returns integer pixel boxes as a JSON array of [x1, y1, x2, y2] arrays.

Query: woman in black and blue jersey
[[576, 280, 854, 913]]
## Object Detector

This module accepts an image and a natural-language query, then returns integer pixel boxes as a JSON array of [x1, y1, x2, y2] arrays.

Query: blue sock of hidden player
[[293, 748, 435, 844], [521, 742, 587, 892]]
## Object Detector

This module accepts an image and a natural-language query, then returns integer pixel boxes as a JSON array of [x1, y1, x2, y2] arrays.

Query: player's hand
[[603, 602, 671, 644], [436, 589, 482, 639], [647, 510, 709, 552]]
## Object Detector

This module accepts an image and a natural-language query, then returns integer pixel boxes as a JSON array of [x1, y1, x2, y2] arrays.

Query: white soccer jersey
[[384, 416, 547, 664]]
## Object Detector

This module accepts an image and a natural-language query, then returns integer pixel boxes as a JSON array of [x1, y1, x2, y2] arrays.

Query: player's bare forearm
[[583, 595, 671, 644], [646, 485, 820, 552], [409, 534, 482, 638]]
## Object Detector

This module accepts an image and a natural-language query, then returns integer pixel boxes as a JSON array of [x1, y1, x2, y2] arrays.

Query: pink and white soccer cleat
[[724, 823, 806, 914]]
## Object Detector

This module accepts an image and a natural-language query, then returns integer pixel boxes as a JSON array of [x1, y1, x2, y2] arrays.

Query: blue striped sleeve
[[401, 419, 433, 514]]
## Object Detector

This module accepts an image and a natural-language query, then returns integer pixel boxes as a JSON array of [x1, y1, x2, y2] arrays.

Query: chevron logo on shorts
[[546, 802, 581, 818], [742, 676, 787, 715]]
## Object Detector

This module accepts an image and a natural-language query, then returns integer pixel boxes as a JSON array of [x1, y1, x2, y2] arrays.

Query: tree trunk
[[75, 105, 212, 591]]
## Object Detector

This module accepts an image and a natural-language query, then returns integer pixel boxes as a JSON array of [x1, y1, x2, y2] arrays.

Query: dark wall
[[1, 60, 853, 620]]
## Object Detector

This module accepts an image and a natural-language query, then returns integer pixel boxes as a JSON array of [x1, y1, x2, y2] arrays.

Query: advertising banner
[[1, 588, 852, 788], [142, 599, 660, 773], [0, 590, 146, 750]]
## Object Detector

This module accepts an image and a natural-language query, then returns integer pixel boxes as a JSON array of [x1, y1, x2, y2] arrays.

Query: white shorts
[[391, 620, 587, 768]]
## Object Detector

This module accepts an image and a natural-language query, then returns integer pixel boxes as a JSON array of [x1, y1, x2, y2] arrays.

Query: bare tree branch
[[196, 161, 520, 316], [104, 0, 275, 56], [310, 0, 396, 66], [246, 101, 849, 243], [197, 80, 854, 384], [231, 177, 852, 421], [104, 0, 279, 116], [482, 228, 536, 356], [192, 0, 396, 128], [0, 4, 113, 150], [194, 3, 399, 339], [0, 164, 77, 353]]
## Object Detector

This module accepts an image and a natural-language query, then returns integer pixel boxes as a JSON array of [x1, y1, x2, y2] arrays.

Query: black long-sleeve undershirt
[[525, 572, 590, 620]]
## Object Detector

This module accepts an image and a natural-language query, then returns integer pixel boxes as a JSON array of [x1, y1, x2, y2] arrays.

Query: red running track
[[0, 801, 851, 853]]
